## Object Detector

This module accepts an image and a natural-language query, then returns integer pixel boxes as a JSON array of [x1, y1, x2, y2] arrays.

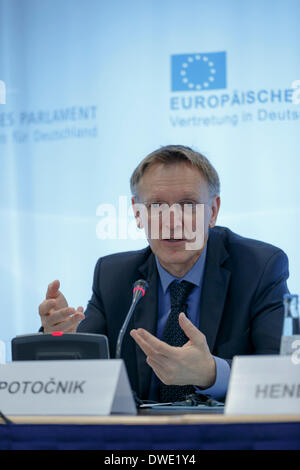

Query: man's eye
[[181, 201, 196, 207]]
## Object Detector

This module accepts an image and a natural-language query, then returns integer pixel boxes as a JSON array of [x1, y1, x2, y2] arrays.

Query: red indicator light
[[133, 286, 146, 296], [52, 331, 64, 336]]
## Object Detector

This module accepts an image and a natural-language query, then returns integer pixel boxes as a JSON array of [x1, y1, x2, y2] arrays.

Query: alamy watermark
[[96, 196, 205, 250], [291, 339, 300, 365], [291, 80, 300, 104], [0, 80, 6, 104]]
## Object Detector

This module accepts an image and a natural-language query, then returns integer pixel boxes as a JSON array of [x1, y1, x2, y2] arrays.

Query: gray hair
[[130, 145, 220, 199]]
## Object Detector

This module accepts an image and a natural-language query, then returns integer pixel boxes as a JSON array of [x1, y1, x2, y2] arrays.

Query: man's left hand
[[130, 312, 216, 388]]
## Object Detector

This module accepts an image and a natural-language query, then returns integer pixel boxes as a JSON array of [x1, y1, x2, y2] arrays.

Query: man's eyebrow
[[145, 194, 200, 202], [177, 194, 200, 201]]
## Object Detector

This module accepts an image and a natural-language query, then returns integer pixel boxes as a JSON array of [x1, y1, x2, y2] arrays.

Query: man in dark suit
[[38, 145, 289, 402]]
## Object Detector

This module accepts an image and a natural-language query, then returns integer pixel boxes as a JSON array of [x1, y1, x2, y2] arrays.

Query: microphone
[[115, 279, 148, 359]]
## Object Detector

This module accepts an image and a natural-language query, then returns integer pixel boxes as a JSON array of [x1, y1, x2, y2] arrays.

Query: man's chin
[[151, 239, 202, 262]]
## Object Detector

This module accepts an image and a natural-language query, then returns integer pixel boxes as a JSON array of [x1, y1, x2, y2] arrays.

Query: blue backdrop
[[0, 0, 299, 360]]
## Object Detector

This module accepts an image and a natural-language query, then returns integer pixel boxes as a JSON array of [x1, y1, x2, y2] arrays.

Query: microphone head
[[132, 279, 148, 299], [115, 279, 149, 360]]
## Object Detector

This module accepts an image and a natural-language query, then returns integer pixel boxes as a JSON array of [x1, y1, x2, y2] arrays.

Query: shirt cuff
[[194, 356, 231, 401]]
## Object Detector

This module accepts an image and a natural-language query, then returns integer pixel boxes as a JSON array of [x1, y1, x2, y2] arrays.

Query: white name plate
[[225, 355, 300, 415], [0, 359, 137, 416], [0, 340, 5, 364]]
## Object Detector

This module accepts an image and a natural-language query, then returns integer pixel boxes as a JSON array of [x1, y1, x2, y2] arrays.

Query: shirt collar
[[155, 243, 207, 294]]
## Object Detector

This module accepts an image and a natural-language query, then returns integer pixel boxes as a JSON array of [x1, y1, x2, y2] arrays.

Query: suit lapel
[[199, 229, 231, 352], [133, 252, 158, 399]]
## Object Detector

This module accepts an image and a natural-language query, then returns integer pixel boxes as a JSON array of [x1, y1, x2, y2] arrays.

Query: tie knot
[[169, 280, 195, 308]]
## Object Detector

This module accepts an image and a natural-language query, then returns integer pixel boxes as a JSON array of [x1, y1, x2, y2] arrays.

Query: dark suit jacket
[[78, 226, 289, 400]]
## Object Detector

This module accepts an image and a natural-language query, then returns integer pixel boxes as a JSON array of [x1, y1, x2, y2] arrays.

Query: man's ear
[[209, 196, 221, 228], [131, 196, 144, 229]]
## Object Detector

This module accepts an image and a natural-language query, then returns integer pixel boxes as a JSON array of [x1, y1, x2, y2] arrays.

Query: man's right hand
[[39, 280, 85, 334]]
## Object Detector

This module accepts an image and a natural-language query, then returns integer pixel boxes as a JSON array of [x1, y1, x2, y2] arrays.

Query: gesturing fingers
[[49, 307, 77, 323], [45, 313, 83, 333], [41, 306, 85, 333], [130, 328, 175, 359], [46, 280, 61, 300], [39, 299, 57, 318], [130, 328, 186, 384], [146, 356, 172, 384]]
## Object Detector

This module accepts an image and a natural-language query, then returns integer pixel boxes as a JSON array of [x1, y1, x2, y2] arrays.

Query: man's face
[[132, 162, 220, 276]]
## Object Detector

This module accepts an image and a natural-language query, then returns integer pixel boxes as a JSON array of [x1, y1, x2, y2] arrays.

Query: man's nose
[[162, 204, 184, 238]]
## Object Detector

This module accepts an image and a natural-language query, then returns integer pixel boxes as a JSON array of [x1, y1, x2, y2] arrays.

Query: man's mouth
[[160, 236, 197, 244]]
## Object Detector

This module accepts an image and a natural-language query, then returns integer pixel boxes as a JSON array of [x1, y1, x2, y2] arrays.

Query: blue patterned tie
[[159, 280, 196, 403]]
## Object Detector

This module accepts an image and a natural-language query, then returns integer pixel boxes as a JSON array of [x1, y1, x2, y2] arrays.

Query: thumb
[[179, 312, 205, 347], [46, 280, 61, 300]]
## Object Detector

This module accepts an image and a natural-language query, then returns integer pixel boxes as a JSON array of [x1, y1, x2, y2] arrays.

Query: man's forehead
[[145, 191, 202, 202], [142, 160, 199, 177], [138, 162, 208, 197]]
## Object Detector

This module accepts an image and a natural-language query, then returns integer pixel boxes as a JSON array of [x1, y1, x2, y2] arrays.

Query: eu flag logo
[[171, 51, 227, 92]]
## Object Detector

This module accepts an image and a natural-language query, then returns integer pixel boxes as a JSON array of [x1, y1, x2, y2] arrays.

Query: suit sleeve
[[250, 248, 289, 354], [207, 249, 289, 401], [77, 258, 107, 335]]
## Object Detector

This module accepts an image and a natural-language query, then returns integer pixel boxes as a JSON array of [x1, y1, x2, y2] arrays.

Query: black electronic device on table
[[11, 332, 109, 361]]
